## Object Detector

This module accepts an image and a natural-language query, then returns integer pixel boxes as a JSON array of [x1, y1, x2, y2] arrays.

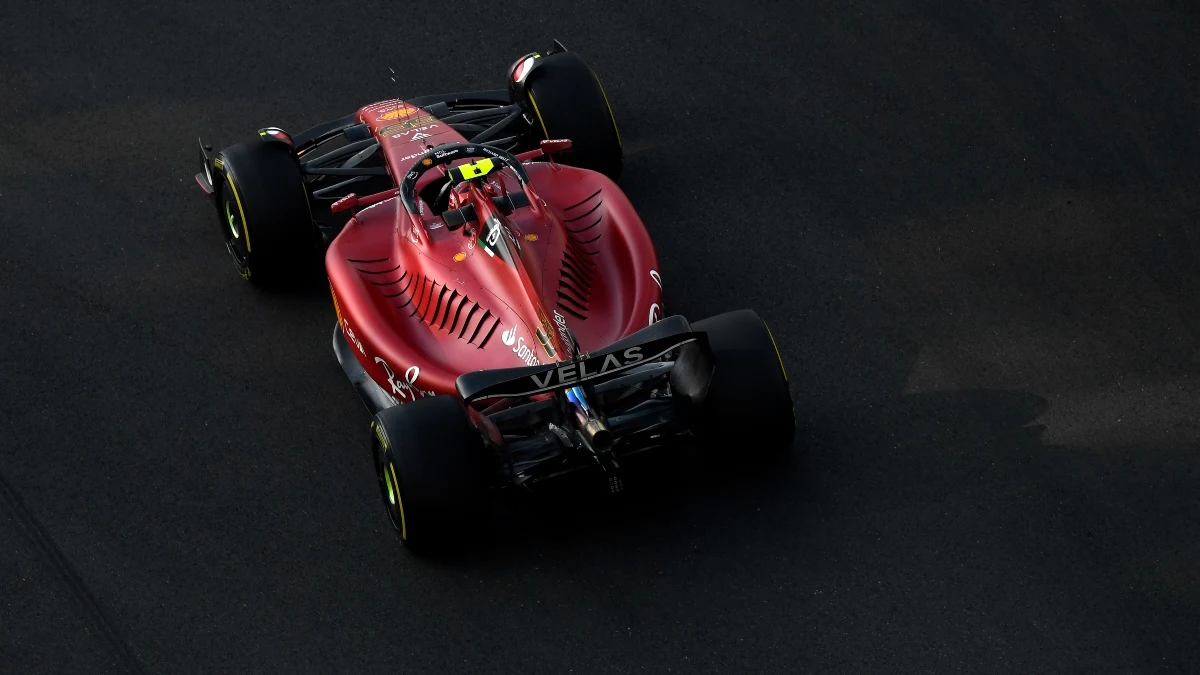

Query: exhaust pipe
[[578, 417, 614, 453], [566, 385, 614, 453]]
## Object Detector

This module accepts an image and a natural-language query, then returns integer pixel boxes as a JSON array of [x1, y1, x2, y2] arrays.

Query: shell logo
[[453, 252, 466, 262], [378, 106, 420, 121]]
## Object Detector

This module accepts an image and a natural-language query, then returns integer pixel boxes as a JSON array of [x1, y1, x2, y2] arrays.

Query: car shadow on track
[[418, 388, 1051, 567]]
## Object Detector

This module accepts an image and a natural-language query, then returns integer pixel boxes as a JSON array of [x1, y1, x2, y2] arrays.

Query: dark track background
[[2, 1, 1198, 673]]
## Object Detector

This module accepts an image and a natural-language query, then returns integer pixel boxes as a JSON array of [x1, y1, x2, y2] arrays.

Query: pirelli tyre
[[691, 309, 796, 458], [523, 51, 623, 181], [212, 137, 316, 287], [370, 396, 489, 553]]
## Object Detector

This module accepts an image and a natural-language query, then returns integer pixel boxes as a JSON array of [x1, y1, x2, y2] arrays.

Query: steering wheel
[[398, 143, 531, 215]]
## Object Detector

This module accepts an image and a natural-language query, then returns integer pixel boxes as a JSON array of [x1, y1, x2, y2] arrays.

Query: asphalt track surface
[[2, 1, 1199, 673]]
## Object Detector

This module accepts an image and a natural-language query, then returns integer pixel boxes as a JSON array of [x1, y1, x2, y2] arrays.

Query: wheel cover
[[220, 193, 250, 272], [224, 200, 242, 240], [373, 439, 408, 540]]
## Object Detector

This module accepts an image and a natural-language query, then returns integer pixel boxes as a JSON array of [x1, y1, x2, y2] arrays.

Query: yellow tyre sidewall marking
[[527, 91, 551, 139], [763, 319, 796, 417], [530, 73, 620, 148], [764, 320, 788, 383], [224, 172, 251, 253], [592, 71, 622, 148]]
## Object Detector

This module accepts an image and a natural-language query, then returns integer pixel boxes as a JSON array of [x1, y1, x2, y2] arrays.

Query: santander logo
[[500, 324, 540, 366]]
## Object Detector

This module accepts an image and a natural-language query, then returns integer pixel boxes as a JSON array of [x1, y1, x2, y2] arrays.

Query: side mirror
[[331, 193, 359, 214], [540, 138, 572, 154]]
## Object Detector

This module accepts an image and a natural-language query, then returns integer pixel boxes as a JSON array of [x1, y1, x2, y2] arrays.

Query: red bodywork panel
[[326, 99, 662, 406]]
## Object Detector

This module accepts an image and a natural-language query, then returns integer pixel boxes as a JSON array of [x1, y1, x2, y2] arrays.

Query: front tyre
[[691, 309, 795, 459], [370, 396, 489, 554], [523, 51, 623, 181], [212, 137, 315, 288]]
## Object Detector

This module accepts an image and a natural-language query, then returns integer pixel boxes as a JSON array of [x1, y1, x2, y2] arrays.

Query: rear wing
[[456, 315, 706, 403]]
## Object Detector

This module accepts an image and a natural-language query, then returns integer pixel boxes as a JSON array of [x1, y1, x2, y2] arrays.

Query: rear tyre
[[213, 137, 315, 288], [523, 51, 623, 180], [370, 396, 489, 554], [691, 309, 795, 459]]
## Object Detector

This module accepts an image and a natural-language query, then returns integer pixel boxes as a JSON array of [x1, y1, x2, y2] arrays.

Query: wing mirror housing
[[514, 138, 574, 164], [331, 193, 359, 214], [540, 138, 572, 154]]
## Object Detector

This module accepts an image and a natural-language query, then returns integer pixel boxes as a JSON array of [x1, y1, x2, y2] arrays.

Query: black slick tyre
[[370, 396, 488, 554], [691, 309, 795, 458], [523, 51, 623, 180], [212, 138, 315, 288]]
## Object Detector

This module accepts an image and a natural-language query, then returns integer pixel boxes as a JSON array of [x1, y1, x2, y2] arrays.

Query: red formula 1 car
[[194, 41, 795, 552]]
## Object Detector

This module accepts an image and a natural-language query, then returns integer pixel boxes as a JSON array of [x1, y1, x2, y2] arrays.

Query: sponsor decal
[[648, 268, 662, 326], [342, 318, 365, 355], [552, 310, 573, 354], [531, 347, 643, 388], [374, 357, 435, 401], [501, 325, 541, 367], [410, 132, 433, 142], [525, 233, 539, 242], [377, 105, 420, 121], [465, 333, 701, 401], [395, 124, 438, 136], [406, 169, 419, 180], [453, 252, 466, 262], [398, 150, 426, 162], [433, 147, 458, 159], [366, 99, 403, 113], [379, 115, 436, 136]]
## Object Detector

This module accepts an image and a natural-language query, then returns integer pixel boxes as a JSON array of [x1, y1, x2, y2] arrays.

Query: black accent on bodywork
[[404, 89, 511, 109], [333, 324, 397, 415], [442, 192, 531, 230], [291, 113, 361, 154], [301, 138, 378, 170], [442, 203, 476, 230]]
